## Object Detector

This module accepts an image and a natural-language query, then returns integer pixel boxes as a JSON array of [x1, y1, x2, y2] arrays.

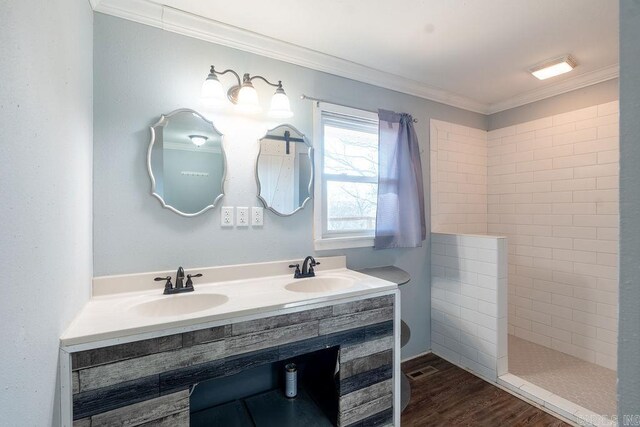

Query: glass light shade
[[269, 91, 293, 118], [236, 84, 261, 114], [201, 76, 226, 108], [189, 135, 208, 146]]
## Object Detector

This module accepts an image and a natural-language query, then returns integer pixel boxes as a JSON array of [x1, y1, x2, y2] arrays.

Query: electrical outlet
[[237, 207, 249, 226], [251, 207, 264, 226], [221, 207, 234, 226]]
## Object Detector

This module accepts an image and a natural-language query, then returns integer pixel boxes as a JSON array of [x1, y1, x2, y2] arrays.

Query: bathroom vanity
[[59, 256, 400, 426]]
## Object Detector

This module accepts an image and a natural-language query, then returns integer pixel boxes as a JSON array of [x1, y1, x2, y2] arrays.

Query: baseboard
[[401, 350, 432, 363]]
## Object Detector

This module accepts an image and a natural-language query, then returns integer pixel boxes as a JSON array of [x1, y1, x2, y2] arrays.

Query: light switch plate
[[237, 207, 249, 226], [221, 207, 234, 226], [251, 207, 264, 226]]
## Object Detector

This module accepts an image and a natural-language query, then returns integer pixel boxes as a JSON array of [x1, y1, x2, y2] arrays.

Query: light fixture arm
[[209, 65, 242, 87], [248, 75, 282, 88], [227, 74, 284, 104]]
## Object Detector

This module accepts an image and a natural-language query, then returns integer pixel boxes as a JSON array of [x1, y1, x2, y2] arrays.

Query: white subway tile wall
[[431, 233, 508, 381], [487, 101, 619, 370], [430, 120, 489, 234]]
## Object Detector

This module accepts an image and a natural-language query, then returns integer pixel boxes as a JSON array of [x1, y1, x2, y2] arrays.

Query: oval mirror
[[256, 124, 313, 216], [148, 109, 225, 216]]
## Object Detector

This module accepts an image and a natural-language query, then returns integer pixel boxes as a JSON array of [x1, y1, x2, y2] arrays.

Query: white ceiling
[[93, 0, 619, 113]]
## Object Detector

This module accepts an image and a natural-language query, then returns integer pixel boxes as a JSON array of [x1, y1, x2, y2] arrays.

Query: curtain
[[374, 109, 426, 249]]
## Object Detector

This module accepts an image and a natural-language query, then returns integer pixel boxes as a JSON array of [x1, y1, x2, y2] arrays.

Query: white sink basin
[[132, 293, 229, 317], [285, 277, 355, 293]]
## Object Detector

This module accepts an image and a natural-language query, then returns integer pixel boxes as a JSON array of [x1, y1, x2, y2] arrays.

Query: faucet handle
[[309, 260, 320, 275], [185, 273, 202, 289], [154, 276, 173, 293], [289, 264, 301, 278]]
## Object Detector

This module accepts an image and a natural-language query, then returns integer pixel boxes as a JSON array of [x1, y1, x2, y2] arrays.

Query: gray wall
[[0, 0, 93, 425], [618, 0, 640, 420], [488, 79, 618, 130], [93, 14, 486, 359]]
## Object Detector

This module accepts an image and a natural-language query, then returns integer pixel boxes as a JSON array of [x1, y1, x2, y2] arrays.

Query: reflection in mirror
[[256, 124, 313, 216], [148, 109, 225, 216]]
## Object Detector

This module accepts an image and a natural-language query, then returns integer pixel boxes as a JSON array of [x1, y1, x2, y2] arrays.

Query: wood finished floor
[[400, 354, 570, 427]]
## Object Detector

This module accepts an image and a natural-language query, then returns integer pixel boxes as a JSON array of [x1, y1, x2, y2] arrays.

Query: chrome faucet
[[154, 266, 202, 294], [289, 256, 321, 279]]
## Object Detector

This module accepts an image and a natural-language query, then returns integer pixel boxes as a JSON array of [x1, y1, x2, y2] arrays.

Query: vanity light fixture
[[189, 134, 208, 147], [529, 55, 577, 80], [201, 65, 293, 118]]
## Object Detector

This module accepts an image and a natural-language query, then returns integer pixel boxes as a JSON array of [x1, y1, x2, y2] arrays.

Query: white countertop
[[60, 257, 397, 349]]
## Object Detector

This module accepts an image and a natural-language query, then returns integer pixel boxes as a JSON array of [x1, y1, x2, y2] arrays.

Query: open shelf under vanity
[[191, 347, 339, 427]]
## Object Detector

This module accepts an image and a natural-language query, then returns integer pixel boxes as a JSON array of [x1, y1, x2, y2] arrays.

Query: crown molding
[[486, 64, 620, 114], [92, 0, 619, 116], [93, 0, 165, 28], [91, 0, 490, 113]]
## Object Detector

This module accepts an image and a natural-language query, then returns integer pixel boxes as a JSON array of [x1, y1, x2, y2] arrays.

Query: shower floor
[[508, 335, 616, 417]]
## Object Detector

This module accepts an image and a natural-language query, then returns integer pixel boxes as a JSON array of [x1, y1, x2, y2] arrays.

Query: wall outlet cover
[[237, 207, 249, 226], [252, 207, 264, 226], [221, 207, 234, 227]]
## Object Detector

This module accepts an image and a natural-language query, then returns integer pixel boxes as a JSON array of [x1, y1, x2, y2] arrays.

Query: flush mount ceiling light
[[201, 65, 293, 118], [529, 55, 578, 80], [188, 134, 208, 146]]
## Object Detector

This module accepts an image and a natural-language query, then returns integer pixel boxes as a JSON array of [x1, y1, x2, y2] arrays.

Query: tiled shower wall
[[431, 233, 508, 380], [430, 120, 488, 234], [487, 101, 619, 370]]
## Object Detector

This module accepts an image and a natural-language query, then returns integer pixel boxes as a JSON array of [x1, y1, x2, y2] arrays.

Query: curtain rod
[[300, 94, 418, 123]]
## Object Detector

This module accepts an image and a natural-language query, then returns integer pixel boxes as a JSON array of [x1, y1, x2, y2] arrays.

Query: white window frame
[[312, 102, 379, 251]]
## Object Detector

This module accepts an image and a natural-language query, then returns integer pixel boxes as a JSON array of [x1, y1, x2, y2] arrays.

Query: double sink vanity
[[60, 256, 400, 426]]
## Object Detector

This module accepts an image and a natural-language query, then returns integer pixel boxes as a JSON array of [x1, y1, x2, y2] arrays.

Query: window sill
[[314, 236, 374, 251]]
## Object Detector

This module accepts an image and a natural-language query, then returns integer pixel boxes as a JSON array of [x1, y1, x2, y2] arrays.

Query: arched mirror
[[148, 109, 225, 216], [256, 124, 313, 216]]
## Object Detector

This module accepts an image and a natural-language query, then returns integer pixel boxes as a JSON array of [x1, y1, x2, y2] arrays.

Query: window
[[313, 103, 379, 250]]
